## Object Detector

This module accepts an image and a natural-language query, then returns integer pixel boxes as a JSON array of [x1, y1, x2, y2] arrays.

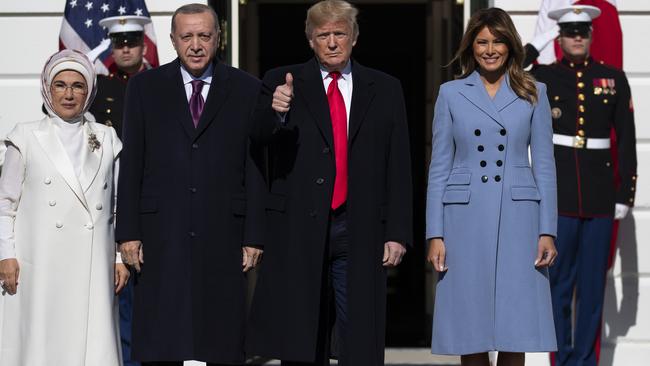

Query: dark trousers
[[120, 276, 140, 366], [282, 208, 349, 366], [142, 362, 237, 366], [550, 216, 613, 366]]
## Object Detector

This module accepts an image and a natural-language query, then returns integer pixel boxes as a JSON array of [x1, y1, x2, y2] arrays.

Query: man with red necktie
[[246, 1, 412, 365]]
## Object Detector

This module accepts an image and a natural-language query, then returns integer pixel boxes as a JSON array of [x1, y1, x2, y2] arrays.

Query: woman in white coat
[[0, 49, 129, 366]]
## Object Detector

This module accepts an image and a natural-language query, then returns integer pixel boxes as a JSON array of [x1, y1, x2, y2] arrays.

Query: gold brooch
[[88, 132, 101, 152]]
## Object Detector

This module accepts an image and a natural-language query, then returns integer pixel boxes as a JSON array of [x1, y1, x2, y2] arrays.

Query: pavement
[[246, 348, 461, 365]]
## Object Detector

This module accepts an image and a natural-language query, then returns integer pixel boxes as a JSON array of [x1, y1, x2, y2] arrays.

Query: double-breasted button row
[[481, 175, 502, 183], [476, 128, 507, 183]]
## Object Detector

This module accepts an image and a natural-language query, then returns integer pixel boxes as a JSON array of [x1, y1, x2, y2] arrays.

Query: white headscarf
[[41, 49, 97, 120]]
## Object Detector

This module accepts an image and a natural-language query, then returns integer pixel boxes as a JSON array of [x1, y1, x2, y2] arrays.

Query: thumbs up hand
[[272, 73, 294, 113]]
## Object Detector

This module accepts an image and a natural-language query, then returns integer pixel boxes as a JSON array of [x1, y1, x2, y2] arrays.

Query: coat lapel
[[493, 74, 519, 112], [166, 59, 196, 139], [348, 61, 375, 146], [78, 123, 104, 193], [32, 118, 88, 210], [194, 62, 230, 139], [458, 71, 505, 128], [296, 58, 333, 148]]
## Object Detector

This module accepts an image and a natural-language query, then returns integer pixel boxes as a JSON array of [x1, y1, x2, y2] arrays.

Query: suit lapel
[[348, 61, 375, 146], [458, 71, 504, 128], [166, 60, 196, 139], [194, 62, 230, 138], [32, 118, 88, 210], [493, 74, 519, 112], [78, 123, 104, 193], [296, 58, 333, 148]]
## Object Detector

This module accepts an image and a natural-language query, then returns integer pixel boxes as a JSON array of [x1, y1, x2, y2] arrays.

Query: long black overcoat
[[246, 58, 413, 365], [116, 59, 264, 363]]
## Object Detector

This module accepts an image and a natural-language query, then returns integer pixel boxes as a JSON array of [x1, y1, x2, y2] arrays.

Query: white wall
[[493, 1, 650, 365]]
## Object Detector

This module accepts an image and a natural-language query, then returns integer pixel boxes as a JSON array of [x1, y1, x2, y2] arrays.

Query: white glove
[[614, 203, 630, 220], [530, 25, 559, 52], [85, 38, 111, 63]]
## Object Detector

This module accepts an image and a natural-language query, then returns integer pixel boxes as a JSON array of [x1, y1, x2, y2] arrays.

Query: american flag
[[59, 0, 159, 75]]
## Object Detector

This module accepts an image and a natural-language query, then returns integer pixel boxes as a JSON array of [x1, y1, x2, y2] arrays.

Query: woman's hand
[[535, 235, 557, 268], [114, 263, 130, 294], [427, 238, 448, 272], [0, 258, 20, 295]]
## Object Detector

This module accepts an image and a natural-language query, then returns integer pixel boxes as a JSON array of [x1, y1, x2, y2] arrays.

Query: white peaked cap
[[548, 5, 601, 24], [99, 15, 151, 34]]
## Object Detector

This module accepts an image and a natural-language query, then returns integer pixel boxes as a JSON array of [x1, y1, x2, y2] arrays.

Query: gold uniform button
[[579, 105, 585, 113], [554, 96, 560, 101], [603, 99, 609, 104], [629, 198, 634, 203], [578, 82, 585, 88], [632, 176, 637, 180], [578, 94, 585, 101], [606, 162, 611, 167], [579, 117, 585, 125], [577, 71, 583, 78], [106, 108, 111, 114], [631, 187, 636, 191], [578, 130, 585, 137]]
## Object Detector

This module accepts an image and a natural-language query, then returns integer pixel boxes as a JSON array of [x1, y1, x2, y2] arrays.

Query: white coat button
[[55, 222, 63, 228], [44, 177, 52, 185], [85, 223, 94, 230], [96, 203, 103, 210], [49, 200, 56, 206]]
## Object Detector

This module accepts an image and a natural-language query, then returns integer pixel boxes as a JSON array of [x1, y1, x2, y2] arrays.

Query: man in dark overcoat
[[116, 4, 265, 365], [246, 1, 413, 365]]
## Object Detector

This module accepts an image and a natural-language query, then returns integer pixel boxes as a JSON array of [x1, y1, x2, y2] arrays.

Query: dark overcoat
[[246, 58, 413, 366], [115, 59, 264, 363]]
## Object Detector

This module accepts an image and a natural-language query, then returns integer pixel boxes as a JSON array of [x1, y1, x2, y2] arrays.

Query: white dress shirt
[[180, 64, 213, 102]]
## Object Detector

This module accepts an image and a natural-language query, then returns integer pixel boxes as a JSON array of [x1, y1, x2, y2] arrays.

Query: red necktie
[[327, 72, 348, 209]]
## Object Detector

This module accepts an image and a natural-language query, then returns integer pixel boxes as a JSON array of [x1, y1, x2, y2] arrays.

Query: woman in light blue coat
[[426, 8, 558, 366]]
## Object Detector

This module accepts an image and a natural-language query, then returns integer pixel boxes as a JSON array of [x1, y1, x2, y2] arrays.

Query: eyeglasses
[[51, 81, 88, 95]]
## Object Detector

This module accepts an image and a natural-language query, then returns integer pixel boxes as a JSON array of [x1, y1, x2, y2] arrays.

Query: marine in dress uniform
[[89, 15, 152, 138], [90, 15, 153, 366], [525, 6, 637, 366]]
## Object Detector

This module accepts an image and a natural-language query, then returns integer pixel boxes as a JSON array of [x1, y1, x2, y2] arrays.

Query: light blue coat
[[426, 71, 558, 355]]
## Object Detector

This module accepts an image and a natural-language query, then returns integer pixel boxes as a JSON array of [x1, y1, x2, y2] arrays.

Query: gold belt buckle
[[573, 135, 585, 149]]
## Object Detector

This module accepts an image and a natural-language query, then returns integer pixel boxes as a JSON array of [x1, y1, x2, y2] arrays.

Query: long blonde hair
[[451, 8, 538, 104]]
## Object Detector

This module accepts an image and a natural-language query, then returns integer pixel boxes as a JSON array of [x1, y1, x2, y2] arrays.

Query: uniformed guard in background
[[524, 5, 637, 366], [91, 14, 153, 366], [90, 15, 152, 138]]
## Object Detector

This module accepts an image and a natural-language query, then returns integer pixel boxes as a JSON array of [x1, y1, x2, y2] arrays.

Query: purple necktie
[[189, 79, 205, 128]]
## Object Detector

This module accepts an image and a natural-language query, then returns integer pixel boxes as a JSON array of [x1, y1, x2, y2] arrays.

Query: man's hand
[[114, 263, 130, 294], [534, 235, 557, 268], [271, 73, 294, 113], [615, 203, 630, 220], [242, 246, 263, 272], [382, 241, 406, 267], [0, 258, 20, 295], [120, 240, 143, 272], [427, 238, 447, 272]]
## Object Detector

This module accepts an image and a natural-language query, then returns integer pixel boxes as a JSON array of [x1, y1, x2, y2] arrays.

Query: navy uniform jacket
[[89, 69, 130, 137], [528, 53, 637, 217]]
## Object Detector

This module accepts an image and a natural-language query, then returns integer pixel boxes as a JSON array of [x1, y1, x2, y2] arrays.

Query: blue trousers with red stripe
[[550, 216, 613, 366]]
